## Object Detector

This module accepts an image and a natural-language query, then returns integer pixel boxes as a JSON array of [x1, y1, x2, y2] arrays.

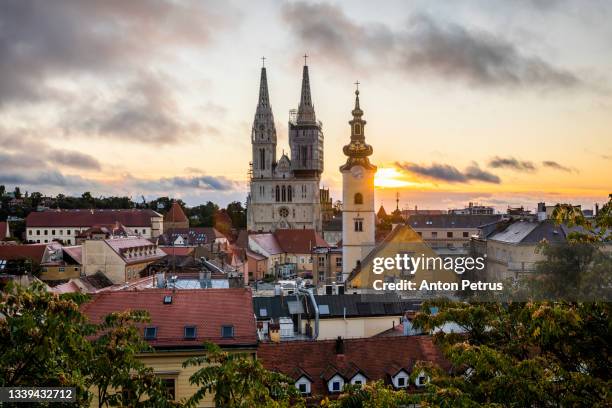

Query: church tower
[[340, 84, 377, 281], [251, 65, 276, 179]]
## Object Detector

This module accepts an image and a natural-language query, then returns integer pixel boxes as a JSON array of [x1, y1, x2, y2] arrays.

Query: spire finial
[[261, 56, 266, 68], [354, 80, 360, 94], [303, 53, 308, 66]]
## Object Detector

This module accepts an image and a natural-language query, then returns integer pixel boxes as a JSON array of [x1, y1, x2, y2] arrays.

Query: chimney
[[335, 336, 345, 355]]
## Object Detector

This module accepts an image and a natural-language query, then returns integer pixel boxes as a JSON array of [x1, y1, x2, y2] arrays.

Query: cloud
[[281, 2, 584, 90], [488, 156, 537, 172], [395, 162, 500, 184], [0, 0, 233, 106], [49, 149, 101, 170], [0, 170, 99, 188], [132, 175, 239, 192], [542, 160, 574, 172], [66, 74, 206, 144]]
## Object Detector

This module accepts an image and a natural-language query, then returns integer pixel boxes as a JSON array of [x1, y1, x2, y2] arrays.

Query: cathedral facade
[[247, 62, 323, 233]]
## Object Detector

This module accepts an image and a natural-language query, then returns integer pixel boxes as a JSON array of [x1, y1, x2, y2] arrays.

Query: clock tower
[[340, 85, 377, 281]]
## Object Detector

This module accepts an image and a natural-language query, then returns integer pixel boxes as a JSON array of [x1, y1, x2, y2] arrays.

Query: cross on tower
[[354, 80, 360, 91], [303, 53, 308, 65], [261, 56, 266, 67]]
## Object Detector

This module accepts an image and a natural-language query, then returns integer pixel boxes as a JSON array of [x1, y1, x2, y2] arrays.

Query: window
[[144, 327, 157, 340], [275, 185, 280, 202], [59, 230, 63, 235], [288, 185, 292, 202], [447, 231, 453, 238], [318, 304, 330, 315], [354, 123, 361, 135], [282, 185, 286, 202], [51, 229, 55, 235], [318, 256, 325, 267], [221, 325, 234, 338], [354, 219, 363, 232], [298, 383, 308, 394], [161, 378, 176, 400], [163, 295, 172, 304], [36, 230, 40, 235], [67, 230, 71, 235], [397, 376, 406, 387], [259, 308, 268, 317], [260, 148, 266, 170], [332, 381, 341, 392], [336, 257, 342, 267], [59, 267, 65, 273], [184, 326, 197, 339], [28, 230, 32, 235], [354, 193, 363, 205], [44, 230, 48, 235], [463, 231, 469, 238], [431, 231, 438, 238]]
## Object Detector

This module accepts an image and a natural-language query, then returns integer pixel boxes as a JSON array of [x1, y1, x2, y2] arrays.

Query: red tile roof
[[0, 222, 9, 240], [26, 209, 161, 228], [164, 201, 188, 223], [159, 246, 195, 257], [81, 288, 257, 348], [273, 229, 328, 254], [258, 336, 449, 396], [104, 237, 166, 265], [0, 244, 47, 262]]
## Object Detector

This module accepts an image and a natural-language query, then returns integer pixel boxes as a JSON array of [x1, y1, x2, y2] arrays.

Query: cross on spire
[[303, 53, 308, 65], [261, 56, 266, 67], [354, 80, 360, 91]]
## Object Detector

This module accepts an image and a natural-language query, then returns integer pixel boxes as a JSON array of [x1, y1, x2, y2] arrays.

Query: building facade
[[247, 62, 323, 233], [341, 87, 377, 280], [26, 209, 163, 245]]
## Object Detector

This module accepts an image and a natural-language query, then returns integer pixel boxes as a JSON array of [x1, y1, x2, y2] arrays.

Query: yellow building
[[81, 288, 258, 407]]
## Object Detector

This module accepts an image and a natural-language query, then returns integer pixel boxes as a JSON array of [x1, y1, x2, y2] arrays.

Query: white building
[[247, 61, 323, 233], [25, 209, 163, 245], [340, 87, 377, 281]]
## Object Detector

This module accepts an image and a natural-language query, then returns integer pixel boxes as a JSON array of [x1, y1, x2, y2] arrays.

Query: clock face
[[351, 165, 364, 179]]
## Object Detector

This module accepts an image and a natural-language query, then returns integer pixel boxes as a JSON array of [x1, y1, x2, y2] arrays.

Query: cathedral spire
[[252, 62, 276, 143], [297, 55, 316, 123]]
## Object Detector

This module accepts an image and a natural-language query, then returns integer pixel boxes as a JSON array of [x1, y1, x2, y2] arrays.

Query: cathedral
[[246, 60, 324, 233]]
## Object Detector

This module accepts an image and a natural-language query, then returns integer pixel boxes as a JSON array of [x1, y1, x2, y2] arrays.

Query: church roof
[[377, 206, 388, 219], [164, 201, 188, 223]]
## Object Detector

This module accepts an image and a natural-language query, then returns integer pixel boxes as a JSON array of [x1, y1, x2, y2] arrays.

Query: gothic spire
[[252, 63, 276, 142], [297, 57, 316, 123]]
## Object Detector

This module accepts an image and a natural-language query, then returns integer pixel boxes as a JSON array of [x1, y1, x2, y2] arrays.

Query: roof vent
[[163, 295, 172, 304]]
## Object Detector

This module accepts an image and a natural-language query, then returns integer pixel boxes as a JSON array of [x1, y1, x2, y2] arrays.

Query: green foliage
[[0, 282, 176, 407], [412, 300, 612, 407], [183, 342, 304, 408], [322, 381, 418, 408], [551, 197, 611, 243]]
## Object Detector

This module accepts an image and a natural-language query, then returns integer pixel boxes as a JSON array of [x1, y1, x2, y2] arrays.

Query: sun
[[374, 167, 414, 188]]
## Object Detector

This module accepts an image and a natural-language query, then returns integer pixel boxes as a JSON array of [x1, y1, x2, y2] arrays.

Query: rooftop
[[26, 209, 162, 227], [81, 288, 257, 348], [407, 214, 502, 229]]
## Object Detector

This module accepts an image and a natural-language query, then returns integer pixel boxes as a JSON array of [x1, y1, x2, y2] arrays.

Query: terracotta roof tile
[[26, 209, 161, 228], [164, 202, 188, 223], [273, 229, 328, 253], [81, 288, 257, 348], [257, 336, 449, 396], [0, 244, 47, 262]]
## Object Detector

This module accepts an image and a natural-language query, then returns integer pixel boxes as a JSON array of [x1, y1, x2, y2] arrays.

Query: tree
[[322, 381, 417, 408], [183, 343, 303, 408], [411, 300, 611, 407], [226, 201, 247, 229], [0, 282, 176, 407], [13, 186, 21, 199], [0, 184, 5, 197]]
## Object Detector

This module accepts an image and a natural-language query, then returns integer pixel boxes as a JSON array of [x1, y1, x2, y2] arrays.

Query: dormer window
[[295, 376, 311, 395], [350, 373, 367, 387], [144, 326, 157, 340], [392, 370, 409, 389], [415, 370, 429, 387], [184, 326, 197, 339], [327, 374, 345, 393]]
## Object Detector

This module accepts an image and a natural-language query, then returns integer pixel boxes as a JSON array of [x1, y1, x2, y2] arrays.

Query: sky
[[0, 0, 611, 212]]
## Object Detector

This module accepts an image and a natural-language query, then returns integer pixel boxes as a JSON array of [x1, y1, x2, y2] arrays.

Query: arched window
[[287, 185, 293, 202], [282, 185, 286, 202], [260, 148, 265, 170], [354, 193, 363, 205], [354, 123, 361, 135], [275, 185, 280, 202]]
